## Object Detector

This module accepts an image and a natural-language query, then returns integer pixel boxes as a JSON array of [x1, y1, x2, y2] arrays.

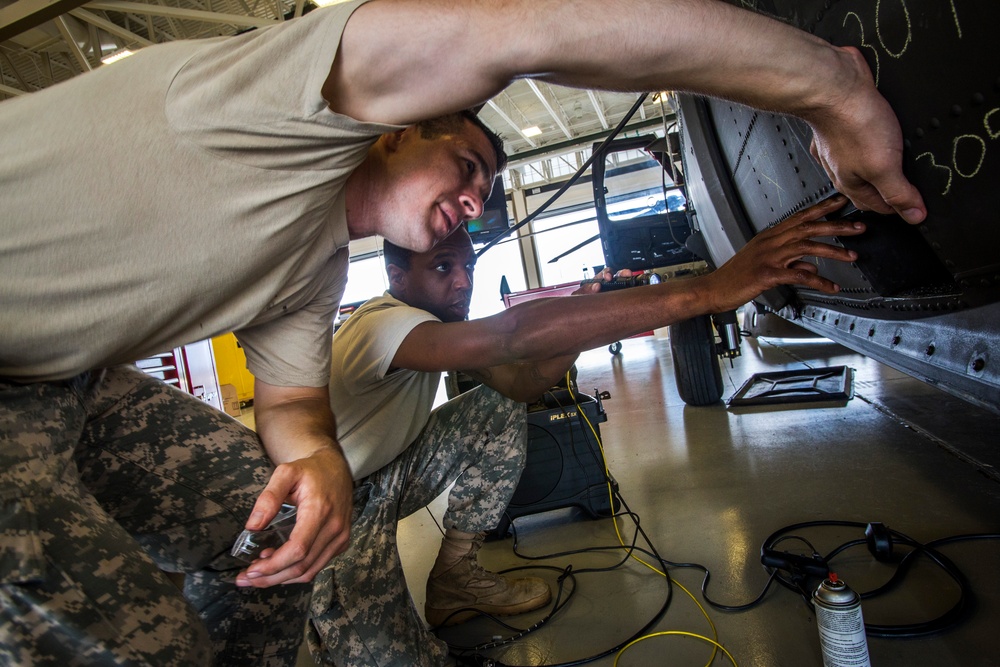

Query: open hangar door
[[676, 0, 1000, 414]]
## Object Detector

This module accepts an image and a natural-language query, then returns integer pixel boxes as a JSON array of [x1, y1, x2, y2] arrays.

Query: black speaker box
[[494, 389, 619, 537]]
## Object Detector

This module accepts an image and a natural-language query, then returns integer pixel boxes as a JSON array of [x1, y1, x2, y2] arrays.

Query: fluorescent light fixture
[[312, 0, 352, 6], [101, 49, 134, 65], [522, 125, 542, 138]]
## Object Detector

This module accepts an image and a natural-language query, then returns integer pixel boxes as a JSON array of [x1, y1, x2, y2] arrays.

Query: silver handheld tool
[[231, 503, 297, 561]]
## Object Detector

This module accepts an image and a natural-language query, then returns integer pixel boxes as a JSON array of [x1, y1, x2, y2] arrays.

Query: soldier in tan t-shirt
[[311, 228, 587, 666]]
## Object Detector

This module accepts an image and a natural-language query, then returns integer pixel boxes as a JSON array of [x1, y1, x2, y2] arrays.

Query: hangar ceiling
[[0, 0, 672, 162]]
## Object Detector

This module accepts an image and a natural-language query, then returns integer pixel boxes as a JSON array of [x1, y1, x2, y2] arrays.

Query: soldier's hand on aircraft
[[703, 194, 865, 313], [806, 46, 926, 224]]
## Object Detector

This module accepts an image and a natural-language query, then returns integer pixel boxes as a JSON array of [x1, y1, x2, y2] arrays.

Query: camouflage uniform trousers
[[306, 385, 526, 667], [0, 365, 311, 667]]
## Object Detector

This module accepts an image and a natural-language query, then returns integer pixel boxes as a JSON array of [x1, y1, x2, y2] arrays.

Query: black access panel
[[592, 135, 699, 272], [494, 390, 619, 538]]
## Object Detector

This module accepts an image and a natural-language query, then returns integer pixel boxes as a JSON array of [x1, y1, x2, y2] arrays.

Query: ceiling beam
[[0, 0, 92, 42], [526, 80, 572, 140], [486, 99, 537, 149], [41, 51, 52, 83], [150, 0, 190, 51], [68, 7, 154, 46], [83, 0, 277, 28], [55, 15, 92, 71], [0, 51, 30, 90], [0, 82, 27, 95], [586, 90, 609, 130]]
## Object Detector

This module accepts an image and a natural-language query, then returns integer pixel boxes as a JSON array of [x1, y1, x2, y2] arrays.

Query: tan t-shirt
[[0, 0, 402, 386], [330, 293, 441, 480]]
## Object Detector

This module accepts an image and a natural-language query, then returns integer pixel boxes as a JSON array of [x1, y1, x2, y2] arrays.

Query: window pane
[[532, 209, 604, 286], [604, 151, 685, 219], [343, 256, 389, 307], [471, 236, 526, 319]]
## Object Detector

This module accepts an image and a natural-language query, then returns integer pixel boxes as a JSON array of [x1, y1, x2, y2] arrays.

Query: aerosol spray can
[[813, 573, 871, 667]]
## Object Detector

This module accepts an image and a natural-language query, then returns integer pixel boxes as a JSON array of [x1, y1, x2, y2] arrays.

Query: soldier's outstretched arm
[[325, 0, 924, 222]]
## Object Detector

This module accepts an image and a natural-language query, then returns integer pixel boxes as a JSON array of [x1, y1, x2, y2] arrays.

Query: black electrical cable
[[508, 504, 660, 576], [475, 93, 648, 259], [754, 520, 996, 637], [659, 552, 782, 613], [660, 519, 999, 638]]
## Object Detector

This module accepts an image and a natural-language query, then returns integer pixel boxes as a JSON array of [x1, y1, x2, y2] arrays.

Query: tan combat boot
[[424, 529, 551, 627]]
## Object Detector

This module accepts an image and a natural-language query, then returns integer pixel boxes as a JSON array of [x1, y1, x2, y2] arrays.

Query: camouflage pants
[[0, 365, 311, 667], [306, 385, 526, 667]]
